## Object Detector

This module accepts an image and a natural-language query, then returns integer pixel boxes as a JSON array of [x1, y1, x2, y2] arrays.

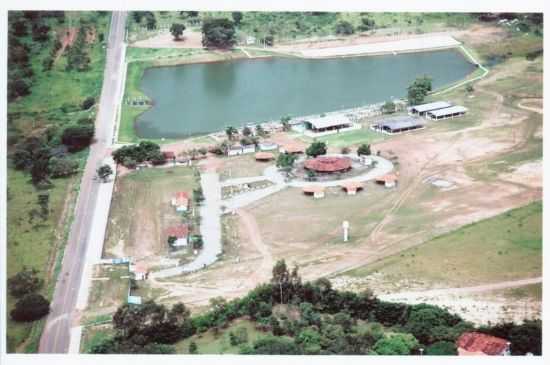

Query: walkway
[[299, 35, 461, 58], [152, 172, 222, 278]]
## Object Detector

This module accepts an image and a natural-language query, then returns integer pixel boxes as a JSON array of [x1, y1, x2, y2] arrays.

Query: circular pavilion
[[304, 156, 352, 173]]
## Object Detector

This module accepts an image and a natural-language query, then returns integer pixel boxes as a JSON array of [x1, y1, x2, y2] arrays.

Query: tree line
[[89, 260, 541, 355]]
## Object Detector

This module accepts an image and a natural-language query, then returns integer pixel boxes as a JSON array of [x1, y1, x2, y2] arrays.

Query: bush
[[335, 21, 355, 35], [81, 97, 95, 110], [357, 144, 371, 156], [7, 268, 44, 298], [11, 293, 50, 322], [48, 156, 79, 178], [425, 341, 458, 355], [381, 101, 396, 114], [61, 125, 94, 151], [305, 141, 327, 157], [245, 335, 301, 354]]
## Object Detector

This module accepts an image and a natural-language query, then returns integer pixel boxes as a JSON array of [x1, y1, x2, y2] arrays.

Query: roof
[[166, 224, 189, 238], [306, 115, 353, 129], [456, 332, 509, 356], [128, 295, 142, 305], [255, 152, 274, 160], [411, 101, 452, 113], [377, 116, 424, 130], [341, 181, 364, 190], [282, 144, 305, 153], [302, 185, 325, 194], [427, 105, 468, 117], [134, 261, 148, 274], [304, 156, 352, 172], [162, 151, 176, 158], [376, 173, 398, 183], [174, 192, 190, 206]]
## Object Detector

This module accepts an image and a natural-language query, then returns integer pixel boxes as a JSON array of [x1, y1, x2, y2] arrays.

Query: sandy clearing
[[132, 30, 204, 48]]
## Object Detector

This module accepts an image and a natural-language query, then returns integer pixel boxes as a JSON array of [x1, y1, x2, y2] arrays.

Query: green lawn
[[174, 318, 270, 354], [344, 201, 542, 289], [317, 127, 387, 148], [85, 264, 130, 318], [80, 324, 115, 353]]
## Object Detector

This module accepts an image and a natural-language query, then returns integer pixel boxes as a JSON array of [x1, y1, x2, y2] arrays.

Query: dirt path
[[380, 277, 542, 301], [517, 98, 543, 114], [236, 209, 273, 284], [55, 28, 78, 63]]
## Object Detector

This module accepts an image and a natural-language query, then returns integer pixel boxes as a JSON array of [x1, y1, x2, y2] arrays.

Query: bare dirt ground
[[55, 27, 78, 62], [125, 25, 541, 324], [132, 30, 204, 48]]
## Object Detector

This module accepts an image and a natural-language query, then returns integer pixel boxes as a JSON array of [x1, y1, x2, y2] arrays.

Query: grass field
[[218, 154, 274, 181], [85, 264, 130, 318], [343, 201, 542, 290], [104, 166, 200, 260], [317, 127, 387, 148], [80, 324, 115, 353], [174, 318, 269, 354]]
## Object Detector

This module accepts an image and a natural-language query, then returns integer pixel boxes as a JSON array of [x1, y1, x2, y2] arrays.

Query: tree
[[245, 335, 301, 355], [281, 116, 291, 131], [97, 164, 113, 182], [357, 143, 371, 156], [202, 18, 236, 49], [11, 293, 50, 322], [193, 187, 205, 204], [335, 21, 355, 35], [381, 100, 396, 114], [61, 125, 94, 151], [306, 141, 327, 157], [170, 23, 186, 40], [81, 97, 95, 110], [48, 156, 79, 178], [232, 12, 243, 25], [358, 17, 376, 32], [255, 124, 267, 137], [7, 268, 44, 298], [276, 152, 297, 170], [189, 341, 198, 354], [425, 341, 458, 355], [407, 76, 432, 105], [242, 126, 252, 136], [271, 259, 291, 304], [405, 304, 462, 345], [225, 126, 237, 140], [372, 333, 419, 355]]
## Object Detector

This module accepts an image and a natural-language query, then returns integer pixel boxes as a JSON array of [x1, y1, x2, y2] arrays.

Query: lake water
[[135, 49, 476, 139]]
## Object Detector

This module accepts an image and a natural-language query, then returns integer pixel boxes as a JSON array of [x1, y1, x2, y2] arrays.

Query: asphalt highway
[[39, 11, 127, 353]]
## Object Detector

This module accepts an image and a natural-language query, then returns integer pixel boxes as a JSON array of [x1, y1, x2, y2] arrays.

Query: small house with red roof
[[456, 332, 511, 356], [171, 191, 190, 212], [166, 224, 189, 247], [163, 151, 176, 161]]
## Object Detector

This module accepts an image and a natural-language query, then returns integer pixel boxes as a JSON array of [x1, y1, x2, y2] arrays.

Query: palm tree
[[225, 126, 237, 140]]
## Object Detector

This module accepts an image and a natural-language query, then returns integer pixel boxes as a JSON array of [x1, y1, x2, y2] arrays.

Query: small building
[[302, 185, 325, 199], [409, 101, 453, 116], [162, 151, 176, 162], [128, 295, 142, 305], [130, 261, 149, 281], [279, 143, 305, 154], [456, 332, 511, 356], [341, 181, 364, 195], [426, 105, 468, 120], [255, 152, 275, 162], [372, 116, 425, 135], [245, 35, 256, 45], [242, 144, 256, 154], [171, 192, 190, 212], [304, 115, 357, 135], [166, 224, 189, 247], [375, 173, 398, 188], [304, 156, 352, 174], [259, 142, 279, 151]]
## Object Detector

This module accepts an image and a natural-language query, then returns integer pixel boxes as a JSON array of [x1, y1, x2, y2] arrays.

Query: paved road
[[39, 12, 127, 353]]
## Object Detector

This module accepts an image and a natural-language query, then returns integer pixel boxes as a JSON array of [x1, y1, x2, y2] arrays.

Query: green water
[[135, 49, 476, 138]]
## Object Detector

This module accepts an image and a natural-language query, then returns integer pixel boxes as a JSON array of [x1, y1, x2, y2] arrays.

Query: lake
[[135, 49, 476, 139]]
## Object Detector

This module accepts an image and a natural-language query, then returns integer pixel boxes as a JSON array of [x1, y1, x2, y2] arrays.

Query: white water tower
[[342, 220, 350, 242]]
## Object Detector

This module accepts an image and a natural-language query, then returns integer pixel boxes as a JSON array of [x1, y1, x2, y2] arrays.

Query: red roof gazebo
[[304, 156, 352, 173]]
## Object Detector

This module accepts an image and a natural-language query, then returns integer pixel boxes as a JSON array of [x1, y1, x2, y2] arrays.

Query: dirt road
[[39, 12, 128, 353]]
